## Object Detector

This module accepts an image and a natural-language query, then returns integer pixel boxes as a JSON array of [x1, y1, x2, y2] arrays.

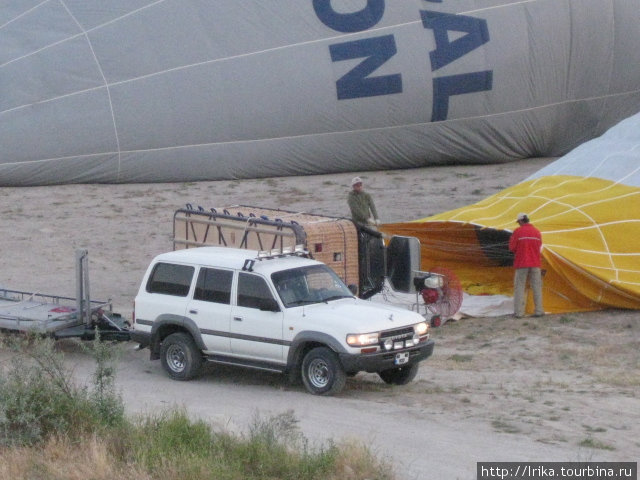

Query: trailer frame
[[0, 249, 130, 341]]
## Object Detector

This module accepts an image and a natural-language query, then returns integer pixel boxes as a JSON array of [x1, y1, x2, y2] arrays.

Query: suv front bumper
[[339, 339, 434, 373]]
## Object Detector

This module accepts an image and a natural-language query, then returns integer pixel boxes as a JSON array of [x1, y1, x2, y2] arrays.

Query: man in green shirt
[[347, 176, 380, 227]]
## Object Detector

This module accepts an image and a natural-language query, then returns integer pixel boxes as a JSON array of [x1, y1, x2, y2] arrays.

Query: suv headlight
[[415, 321, 429, 336], [346, 332, 379, 347]]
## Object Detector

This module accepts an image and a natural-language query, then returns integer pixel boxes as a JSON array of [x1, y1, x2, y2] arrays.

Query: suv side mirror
[[347, 284, 358, 295], [258, 298, 280, 312]]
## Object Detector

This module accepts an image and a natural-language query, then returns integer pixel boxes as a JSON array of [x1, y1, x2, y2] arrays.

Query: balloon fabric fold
[[382, 112, 640, 313]]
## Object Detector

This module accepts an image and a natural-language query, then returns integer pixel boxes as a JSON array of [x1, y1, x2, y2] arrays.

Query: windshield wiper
[[322, 295, 353, 303]]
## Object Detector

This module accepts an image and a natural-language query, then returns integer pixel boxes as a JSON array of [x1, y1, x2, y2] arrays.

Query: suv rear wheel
[[301, 347, 346, 396], [160, 332, 203, 380]]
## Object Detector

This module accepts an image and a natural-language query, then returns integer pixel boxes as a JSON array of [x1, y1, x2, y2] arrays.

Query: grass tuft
[[578, 437, 616, 451]]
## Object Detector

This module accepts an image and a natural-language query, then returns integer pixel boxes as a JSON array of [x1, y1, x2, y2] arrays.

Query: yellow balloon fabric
[[382, 175, 640, 314]]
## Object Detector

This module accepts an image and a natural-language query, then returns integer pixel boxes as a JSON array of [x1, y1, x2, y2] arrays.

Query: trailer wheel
[[301, 347, 346, 396], [160, 332, 203, 380], [378, 363, 419, 385]]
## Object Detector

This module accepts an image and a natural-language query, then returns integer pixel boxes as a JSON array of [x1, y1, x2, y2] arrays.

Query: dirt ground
[[1, 158, 638, 479]]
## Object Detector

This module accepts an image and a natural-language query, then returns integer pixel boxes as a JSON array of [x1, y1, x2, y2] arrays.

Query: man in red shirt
[[509, 213, 544, 318]]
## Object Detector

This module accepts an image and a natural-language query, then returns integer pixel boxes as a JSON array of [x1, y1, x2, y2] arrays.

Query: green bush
[[127, 409, 215, 471], [0, 334, 124, 446], [116, 409, 339, 480]]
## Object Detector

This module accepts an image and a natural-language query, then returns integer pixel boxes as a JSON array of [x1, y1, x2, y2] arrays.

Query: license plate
[[395, 352, 409, 365]]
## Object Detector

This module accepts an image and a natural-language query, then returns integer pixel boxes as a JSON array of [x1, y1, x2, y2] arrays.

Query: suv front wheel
[[301, 347, 346, 396], [160, 332, 203, 380]]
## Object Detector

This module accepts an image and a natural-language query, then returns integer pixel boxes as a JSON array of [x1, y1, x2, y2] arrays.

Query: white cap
[[351, 176, 363, 186], [517, 213, 528, 222]]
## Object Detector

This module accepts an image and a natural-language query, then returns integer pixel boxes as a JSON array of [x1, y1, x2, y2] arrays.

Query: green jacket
[[348, 190, 378, 225]]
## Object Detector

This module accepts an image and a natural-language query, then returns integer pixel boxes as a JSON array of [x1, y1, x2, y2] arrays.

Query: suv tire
[[378, 363, 419, 385], [160, 332, 203, 380], [301, 347, 346, 396]]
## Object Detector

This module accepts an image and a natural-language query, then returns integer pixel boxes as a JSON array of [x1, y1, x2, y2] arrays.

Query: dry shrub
[[0, 435, 150, 480], [329, 439, 395, 480]]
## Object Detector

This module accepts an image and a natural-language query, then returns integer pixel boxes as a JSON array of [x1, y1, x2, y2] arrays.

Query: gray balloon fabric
[[2, 0, 640, 185]]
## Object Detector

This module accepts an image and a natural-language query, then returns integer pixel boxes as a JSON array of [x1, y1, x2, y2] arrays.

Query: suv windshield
[[271, 264, 353, 308]]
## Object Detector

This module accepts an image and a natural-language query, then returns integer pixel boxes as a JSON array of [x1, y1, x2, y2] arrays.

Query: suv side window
[[237, 273, 277, 310], [146, 262, 194, 296], [194, 268, 233, 304]]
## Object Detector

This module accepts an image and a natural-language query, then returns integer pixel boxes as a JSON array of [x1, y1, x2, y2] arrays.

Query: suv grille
[[379, 326, 414, 342], [378, 326, 419, 353]]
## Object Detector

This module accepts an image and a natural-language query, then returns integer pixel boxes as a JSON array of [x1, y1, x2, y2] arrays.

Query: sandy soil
[[1, 158, 638, 479]]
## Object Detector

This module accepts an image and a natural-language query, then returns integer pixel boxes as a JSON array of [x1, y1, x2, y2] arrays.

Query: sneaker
[[533, 313, 544, 318]]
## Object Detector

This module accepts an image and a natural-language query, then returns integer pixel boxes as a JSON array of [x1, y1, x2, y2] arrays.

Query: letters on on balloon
[[313, 0, 494, 121]]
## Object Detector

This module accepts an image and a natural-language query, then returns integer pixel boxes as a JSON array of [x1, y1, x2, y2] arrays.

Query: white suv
[[131, 247, 434, 395]]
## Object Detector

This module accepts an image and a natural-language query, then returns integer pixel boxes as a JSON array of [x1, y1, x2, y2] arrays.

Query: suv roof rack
[[242, 244, 309, 272], [256, 244, 308, 259]]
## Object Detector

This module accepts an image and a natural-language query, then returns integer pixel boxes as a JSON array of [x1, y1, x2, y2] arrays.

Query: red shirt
[[509, 223, 542, 268]]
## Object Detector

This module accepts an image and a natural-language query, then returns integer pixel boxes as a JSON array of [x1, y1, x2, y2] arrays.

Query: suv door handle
[[189, 309, 198, 314], [233, 316, 242, 322]]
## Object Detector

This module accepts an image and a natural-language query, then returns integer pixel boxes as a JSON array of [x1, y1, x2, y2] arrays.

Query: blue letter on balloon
[[330, 35, 403, 100]]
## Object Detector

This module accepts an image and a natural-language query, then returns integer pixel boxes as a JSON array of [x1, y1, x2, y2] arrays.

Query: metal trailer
[[0, 249, 130, 341]]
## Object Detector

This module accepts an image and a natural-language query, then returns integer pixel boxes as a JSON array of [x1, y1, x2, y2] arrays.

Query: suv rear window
[[146, 263, 194, 296]]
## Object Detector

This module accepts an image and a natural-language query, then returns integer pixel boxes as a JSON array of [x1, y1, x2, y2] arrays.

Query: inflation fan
[[418, 267, 463, 325]]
